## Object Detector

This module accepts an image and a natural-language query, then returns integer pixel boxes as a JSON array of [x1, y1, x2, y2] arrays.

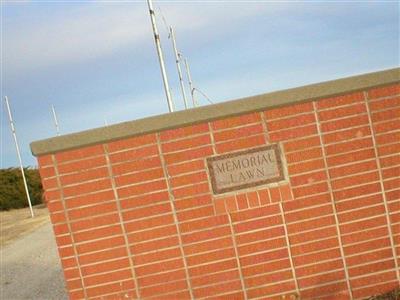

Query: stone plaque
[[207, 145, 284, 194]]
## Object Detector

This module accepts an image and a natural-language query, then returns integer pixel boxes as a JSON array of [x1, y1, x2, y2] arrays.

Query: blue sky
[[1, 1, 399, 168]]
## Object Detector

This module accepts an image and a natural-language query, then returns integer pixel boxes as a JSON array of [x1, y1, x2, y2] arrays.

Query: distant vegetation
[[0, 168, 43, 210]]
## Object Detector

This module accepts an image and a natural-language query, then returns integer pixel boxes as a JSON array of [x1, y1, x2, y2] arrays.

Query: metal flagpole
[[183, 57, 197, 107], [146, 0, 174, 112], [169, 26, 188, 109], [51, 104, 60, 136], [4, 96, 34, 218]]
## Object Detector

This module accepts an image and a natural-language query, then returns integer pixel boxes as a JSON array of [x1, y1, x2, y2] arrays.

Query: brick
[[352, 281, 399, 299], [175, 194, 212, 211], [335, 193, 383, 213], [55, 234, 72, 247], [258, 189, 270, 205], [235, 216, 283, 235], [291, 237, 339, 256], [42, 177, 58, 190], [293, 247, 342, 266], [83, 268, 132, 287], [290, 226, 338, 245], [205, 291, 244, 300], [381, 154, 400, 168], [322, 114, 369, 133], [340, 215, 387, 234], [111, 156, 162, 176], [339, 204, 385, 224], [120, 191, 169, 210], [124, 213, 174, 233], [117, 179, 167, 198], [292, 181, 328, 199], [288, 215, 336, 236], [296, 258, 344, 277], [322, 125, 371, 145], [267, 113, 315, 131], [162, 134, 212, 154], [318, 102, 367, 121], [38, 155, 53, 167], [50, 211, 67, 224], [66, 278, 82, 291], [128, 224, 177, 244], [374, 120, 400, 134], [317, 92, 364, 109], [333, 182, 381, 201], [57, 156, 107, 175], [188, 259, 237, 277], [214, 198, 227, 215], [136, 257, 185, 277], [376, 131, 400, 145], [182, 226, 231, 244], [213, 123, 264, 142], [216, 134, 266, 154], [191, 269, 240, 287], [372, 107, 400, 123], [68, 202, 117, 220], [265, 102, 313, 120], [236, 226, 285, 245], [39, 166, 56, 179], [160, 123, 210, 141], [284, 136, 321, 153], [131, 236, 179, 254], [298, 270, 345, 288], [329, 159, 377, 179], [286, 147, 322, 164], [242, 256, 290, 274], [79, 246, 127, 266], [288, 158, 325, 175], [326, 148, 375, 167], [170, 171, 208, 188], [246, 269, 293, 288], [300, 281, 348, 298], [238, 237, 286, 256], [285, 203, 333, 223], [167, 159, 205, 176], [350, 270, 397, 288], [53, 223, 69, 235], [368, 84, 400, 99], [283, 193, 331, 212], [64, 179, 111, 200], [109, 144, 159, 164], [378, 143, 400, 157], [71, 213, 120, 232], [74, 224, 122, 243], [77, 236, 126, 255], [269, 187, 281, 203], [183, 236, 233, 256], [193, 280, 242, 299], [247, 191, 259, 207], [325, 137, 373, 157], [269, 124, 318, 142], [69, 290, 84, 300], [231, 205, 280, 222], [225, 196, 238, 212], [172, 182, 210, 199], [187, 248, 236, 266], [331, 171, 379, 190], [134, 247, 181, 265], [122, 203, 171, 222], [86, 280, 134, 298], [348, 259, 395, 277], [47, 200, 64, 213], [177, 205, 214, 222], [64, 267, 80, 280], [65, 190, 115, 210], [58, 246, 75, 258], [137, 269, 186, 287], [344, 237, 391, 256], [56, 145, 104, 163], [140, 279, 188, 298], [164, 146, 213, 165], [44, 190, 61, 202], [180, 215, 229, 233], [345, 247, 394, 267], [247, 281, 295, 299], [107, 134, 156, 152], [212, 113, 261, 130], [115, 168, 164, 187], [382, 166, 400, 179], [236, 193, 248, 210], [290, 170, 327, 187]]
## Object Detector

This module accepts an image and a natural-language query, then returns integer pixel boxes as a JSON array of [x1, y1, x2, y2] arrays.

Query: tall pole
[[4, 96, 34, 218], [51, 104, 60, 136], [170, 26, 188, 109], [184, 58, 196, 107], [146, 0, 174, 112]]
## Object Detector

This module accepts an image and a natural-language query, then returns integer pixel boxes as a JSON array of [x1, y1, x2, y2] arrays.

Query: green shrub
[[0, 167, 43, 210]]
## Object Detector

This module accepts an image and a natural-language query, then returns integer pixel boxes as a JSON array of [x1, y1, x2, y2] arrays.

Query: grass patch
[[367, 288, 400, 300]]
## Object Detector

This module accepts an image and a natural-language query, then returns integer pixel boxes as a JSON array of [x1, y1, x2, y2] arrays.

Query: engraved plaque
[[207, 145, 284, 194]]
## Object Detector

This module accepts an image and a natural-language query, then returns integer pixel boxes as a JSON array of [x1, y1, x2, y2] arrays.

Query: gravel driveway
[[0, 221, 67, 300]]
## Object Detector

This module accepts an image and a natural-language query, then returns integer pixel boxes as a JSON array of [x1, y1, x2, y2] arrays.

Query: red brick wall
[[37, 84, 400, 299]]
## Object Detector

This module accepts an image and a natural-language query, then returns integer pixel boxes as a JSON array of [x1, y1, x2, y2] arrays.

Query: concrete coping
[[30, 68, 400, 156]]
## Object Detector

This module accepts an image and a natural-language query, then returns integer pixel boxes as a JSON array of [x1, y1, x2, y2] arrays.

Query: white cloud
[[4, 2, 286, 73]]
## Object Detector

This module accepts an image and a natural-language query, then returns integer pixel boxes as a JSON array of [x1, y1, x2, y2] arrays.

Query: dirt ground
[[0, 205, 67, 299]]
